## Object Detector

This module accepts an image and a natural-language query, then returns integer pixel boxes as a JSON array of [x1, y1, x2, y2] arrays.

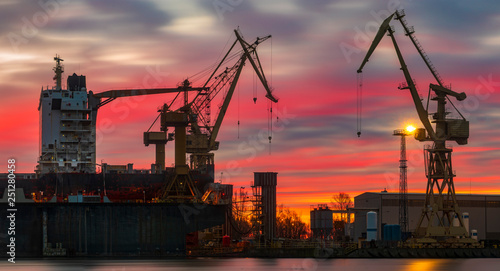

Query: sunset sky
[[1, 0, 499, 220]]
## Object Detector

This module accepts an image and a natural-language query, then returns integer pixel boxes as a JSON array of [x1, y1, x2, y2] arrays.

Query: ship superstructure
[[37, 56, 95, 174]]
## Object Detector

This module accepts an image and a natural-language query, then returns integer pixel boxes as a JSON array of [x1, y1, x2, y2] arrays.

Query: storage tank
[[310, 209, 316, 230], [471, 229, 478, 241], [323, 208, 333, 230], [383, 224, 392, 241], [366, 211, 377, 241], [383, 224, 401, 241], [392, 224, 401, 241], [453, 213, 459, 227], [310, 205, 333, 239], [316, 208, 323, 229], [462, 212, 470, 236]]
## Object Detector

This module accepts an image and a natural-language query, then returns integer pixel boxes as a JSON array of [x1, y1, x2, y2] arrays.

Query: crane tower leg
[[413, 94, 473, 245], [155, 143, 165, 173], [160, 115, 201, 201]]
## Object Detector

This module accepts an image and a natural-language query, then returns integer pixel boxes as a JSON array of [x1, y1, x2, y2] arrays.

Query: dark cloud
[[0, 1, 51, 36], [1, 0, 499, 199], [85, 0, 170, 31], [197, 0, 310, 44]]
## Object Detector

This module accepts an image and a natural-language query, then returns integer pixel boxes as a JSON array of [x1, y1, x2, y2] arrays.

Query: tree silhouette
[[330, 192, 352, 222]]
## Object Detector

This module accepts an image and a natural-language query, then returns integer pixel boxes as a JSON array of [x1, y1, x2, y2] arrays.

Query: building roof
[[355, 191, 500, 198]]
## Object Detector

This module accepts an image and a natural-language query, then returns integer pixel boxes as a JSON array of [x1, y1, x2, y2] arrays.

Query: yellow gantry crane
[[357, 10, 475, 245]]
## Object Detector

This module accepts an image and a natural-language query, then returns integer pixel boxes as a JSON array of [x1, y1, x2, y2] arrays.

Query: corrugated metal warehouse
[[353, 192, 500, 241]]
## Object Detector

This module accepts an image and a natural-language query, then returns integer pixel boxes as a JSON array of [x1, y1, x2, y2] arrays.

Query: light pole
[[393, 125, 415, 240]]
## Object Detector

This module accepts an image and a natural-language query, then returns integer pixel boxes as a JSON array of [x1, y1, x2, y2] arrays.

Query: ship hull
[[0, 167, 214, 202], [1, 202, 226, 257]]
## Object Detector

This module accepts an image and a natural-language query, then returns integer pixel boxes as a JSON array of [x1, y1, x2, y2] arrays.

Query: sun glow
[[406, 125, 416, 133]]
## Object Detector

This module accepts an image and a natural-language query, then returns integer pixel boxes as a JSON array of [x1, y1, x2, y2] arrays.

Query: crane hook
[[357, 132, 361, 137]]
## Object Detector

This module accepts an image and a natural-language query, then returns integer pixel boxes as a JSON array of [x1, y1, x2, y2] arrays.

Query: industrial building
[[353, 192, 500, 241]]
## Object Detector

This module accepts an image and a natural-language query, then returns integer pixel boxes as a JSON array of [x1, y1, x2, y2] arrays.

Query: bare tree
[[276, 204, 308, 239], [330, 192, 352, 222], [231, 189, 252, 239]]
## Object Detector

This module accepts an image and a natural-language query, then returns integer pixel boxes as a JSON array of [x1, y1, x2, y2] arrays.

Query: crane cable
[[356, 73, 363, 137], [268, 38, 273, 153], [237, 79, 240, 139], [146, 91, 182, 133], [270, 37, 273, 87], [268, 100, 273, 154], [253, 72, 257, 103], [146, 113, 161, 133]]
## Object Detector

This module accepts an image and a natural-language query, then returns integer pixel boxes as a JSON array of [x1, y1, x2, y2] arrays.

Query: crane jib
[[357, 13, 395, 73]]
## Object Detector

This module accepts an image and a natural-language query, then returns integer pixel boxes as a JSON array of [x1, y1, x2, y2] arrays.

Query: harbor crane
[[147, 29, 278, 200], [186, 29, 278, 174], [357, 10, 474, 245], [88, 81, 207, 176]]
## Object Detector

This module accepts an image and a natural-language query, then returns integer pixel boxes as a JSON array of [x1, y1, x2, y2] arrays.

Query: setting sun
[[406, 125, 416, 133]]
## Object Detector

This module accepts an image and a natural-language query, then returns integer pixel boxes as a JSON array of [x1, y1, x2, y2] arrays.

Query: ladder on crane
[[395, 10, 444, 87]]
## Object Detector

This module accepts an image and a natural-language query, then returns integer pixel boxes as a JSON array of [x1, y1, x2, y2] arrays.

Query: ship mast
[[53, 55, 64, 89]]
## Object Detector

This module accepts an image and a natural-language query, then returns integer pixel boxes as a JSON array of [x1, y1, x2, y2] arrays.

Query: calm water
[[1, 258, 499, 271]]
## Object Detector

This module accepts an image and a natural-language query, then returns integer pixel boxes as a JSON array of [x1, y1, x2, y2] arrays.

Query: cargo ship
[[0, 56, 230, 257], [1, 32, 279, 258]]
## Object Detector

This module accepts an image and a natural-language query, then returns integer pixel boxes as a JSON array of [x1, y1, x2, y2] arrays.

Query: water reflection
[[407, 259, 454, 271], [0, 258, 498, 271]]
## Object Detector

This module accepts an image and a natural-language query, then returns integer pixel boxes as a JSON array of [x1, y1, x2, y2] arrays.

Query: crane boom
[[204, 30, 278, 150], [386, 28, 437, 141], [186, 30, 277, 154], [93, 87, 206, 99], [208, 54, 247, 150], [357, 13, 394, 73], [356, 12, 437, 141], [234, 30, 278, 103]]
